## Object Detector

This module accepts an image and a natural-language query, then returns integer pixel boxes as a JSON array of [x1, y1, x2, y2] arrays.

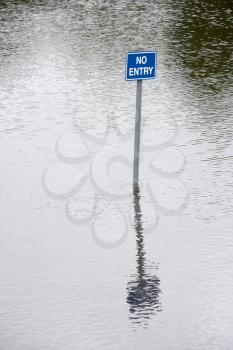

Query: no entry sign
[[125, 51, 157, 81], [125, 50, 157, 187]]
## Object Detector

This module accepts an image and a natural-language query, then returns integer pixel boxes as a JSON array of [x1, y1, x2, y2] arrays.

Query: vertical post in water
[[133, 79, 142, 188]]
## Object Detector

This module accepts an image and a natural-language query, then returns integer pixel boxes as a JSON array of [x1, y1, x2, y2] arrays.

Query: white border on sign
[[125, 51, 157, 81]]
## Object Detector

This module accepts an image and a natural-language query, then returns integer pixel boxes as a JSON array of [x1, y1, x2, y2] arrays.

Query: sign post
[[133, 80, 142, 187], [125, 51, 157, 188]]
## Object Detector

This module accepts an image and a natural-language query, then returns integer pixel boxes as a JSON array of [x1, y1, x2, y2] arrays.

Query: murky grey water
[[0, 1, 233, 349]]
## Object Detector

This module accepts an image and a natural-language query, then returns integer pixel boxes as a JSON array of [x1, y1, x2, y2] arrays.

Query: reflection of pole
[[133, 80, 142, 187], [127, 186, 161, 325], [133, 185, 145, 280]]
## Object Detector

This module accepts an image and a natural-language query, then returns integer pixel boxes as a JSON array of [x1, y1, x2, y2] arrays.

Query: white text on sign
[[129, 66, 154, 77]]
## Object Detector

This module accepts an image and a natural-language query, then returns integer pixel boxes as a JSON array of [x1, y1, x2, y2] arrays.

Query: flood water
[[0, 1, 233, 349]]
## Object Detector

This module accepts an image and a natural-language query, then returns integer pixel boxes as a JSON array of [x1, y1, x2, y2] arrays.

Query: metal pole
[[133, 80, 142, 188]]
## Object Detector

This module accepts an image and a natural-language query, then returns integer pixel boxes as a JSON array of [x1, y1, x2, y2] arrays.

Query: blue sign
[[125, 51, 157, 81]]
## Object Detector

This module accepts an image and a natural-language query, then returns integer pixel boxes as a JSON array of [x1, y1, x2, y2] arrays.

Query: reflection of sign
[[125, 51, 157, 81]]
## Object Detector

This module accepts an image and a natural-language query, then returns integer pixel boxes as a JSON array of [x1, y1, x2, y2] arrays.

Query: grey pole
[[133, 79, 142, 188]]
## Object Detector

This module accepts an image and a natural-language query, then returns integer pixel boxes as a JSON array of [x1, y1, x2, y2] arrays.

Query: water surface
[[0, 1, 233, 349]]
